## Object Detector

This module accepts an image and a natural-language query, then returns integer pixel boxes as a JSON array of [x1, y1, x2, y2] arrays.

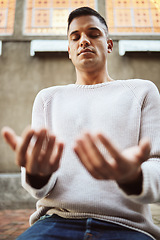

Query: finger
[[81, 134, 114, 179], [31, 129, 48, 162], [16, 128, 34, 167], [27, 129, 49, 174], [50, 142, 64, 172], [74, 139, 105, 180], [138, 138, 151, 163], [43, 134, 56, 161], [85, 134, 114, 168], [1, 126, 19, 151], [97, 133, 122, 161]]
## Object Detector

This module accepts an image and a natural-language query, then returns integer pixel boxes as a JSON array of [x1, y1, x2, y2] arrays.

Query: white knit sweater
[[22, 79, 160, 239]]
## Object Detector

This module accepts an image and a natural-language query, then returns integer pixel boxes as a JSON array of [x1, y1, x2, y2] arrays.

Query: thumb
[[1, 126, 20, 151], [139, 138, 151, 162]]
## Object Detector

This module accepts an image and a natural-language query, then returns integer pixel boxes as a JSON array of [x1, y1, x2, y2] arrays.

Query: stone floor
[[0, 209, 34, 240], [0, 205, 160, 240]]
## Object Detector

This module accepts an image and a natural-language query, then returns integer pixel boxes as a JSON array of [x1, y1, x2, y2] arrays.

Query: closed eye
[[90, 33, 100, 38], [89, 30, 101, 38], [88, 27, 102, 38], [71, 34, 80, 41]]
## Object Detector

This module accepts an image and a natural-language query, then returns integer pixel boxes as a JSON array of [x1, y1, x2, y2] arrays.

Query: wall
[[0, 42, 75, 172], [108, 42, 160, 87], [0, 0, 160, 172], [1, 41, 160, 172]]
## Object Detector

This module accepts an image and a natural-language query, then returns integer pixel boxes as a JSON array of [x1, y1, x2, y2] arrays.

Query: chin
[[79, 64, 97, 72], [81, 58, 96, 66]]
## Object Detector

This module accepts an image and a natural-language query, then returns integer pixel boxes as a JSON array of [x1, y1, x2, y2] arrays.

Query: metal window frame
[[23, 0, 98, 36], [30, 39, 68, 56], [0, 0, 15, 36], [119, 40, 160, 56], [107, 0, 160, 36]]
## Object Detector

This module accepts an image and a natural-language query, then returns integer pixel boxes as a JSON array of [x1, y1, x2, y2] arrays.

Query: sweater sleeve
[[21, 89, 58, 199], [124, 81, 160, 203]]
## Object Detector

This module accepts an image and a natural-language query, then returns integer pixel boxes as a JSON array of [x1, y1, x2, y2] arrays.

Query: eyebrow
[[69, 27, 101, 37], [69, 30, 79, 37], [88, 27, 101, 32]]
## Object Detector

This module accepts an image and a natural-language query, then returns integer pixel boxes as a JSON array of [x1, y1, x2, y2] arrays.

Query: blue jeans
[[17, 214, 153, 240]]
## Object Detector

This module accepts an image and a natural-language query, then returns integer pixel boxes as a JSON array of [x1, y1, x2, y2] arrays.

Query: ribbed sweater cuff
[[121, 160, 160, 204], [21, 167, 58, 199]]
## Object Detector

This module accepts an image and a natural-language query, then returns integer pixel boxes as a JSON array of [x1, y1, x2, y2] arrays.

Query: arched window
[[106, 0, 160, 35], [24, 0, 97, 35], [0, 0, 16, 35]]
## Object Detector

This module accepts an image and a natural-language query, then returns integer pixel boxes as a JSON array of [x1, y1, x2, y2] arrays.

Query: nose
[[79, 33, 91, 48]]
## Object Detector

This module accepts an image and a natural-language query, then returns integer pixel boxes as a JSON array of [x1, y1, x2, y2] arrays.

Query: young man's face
[[68, 15, 112, 73]]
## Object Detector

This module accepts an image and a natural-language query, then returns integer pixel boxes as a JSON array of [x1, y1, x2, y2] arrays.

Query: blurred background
[[0, 0, 160, 209]]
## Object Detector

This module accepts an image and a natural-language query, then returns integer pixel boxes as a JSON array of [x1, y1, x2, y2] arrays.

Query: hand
[[1, 126, 64, 179], [74, 133, 150, 194]]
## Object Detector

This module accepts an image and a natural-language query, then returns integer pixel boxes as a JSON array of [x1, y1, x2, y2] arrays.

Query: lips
[[78, 48, 95, 56]]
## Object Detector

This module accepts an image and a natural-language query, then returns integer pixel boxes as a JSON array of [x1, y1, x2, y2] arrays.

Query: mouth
[[78, 49, 95, 56]]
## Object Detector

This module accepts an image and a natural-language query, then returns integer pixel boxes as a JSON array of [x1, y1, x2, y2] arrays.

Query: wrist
[[117, 170, 143, 195], [26, 173, 51, 189]]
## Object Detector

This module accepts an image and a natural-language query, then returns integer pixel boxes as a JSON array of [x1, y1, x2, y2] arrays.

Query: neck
[[75, 68, 113, 85]]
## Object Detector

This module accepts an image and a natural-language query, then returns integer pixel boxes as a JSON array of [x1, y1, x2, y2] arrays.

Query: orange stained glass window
[[0, 0, 16, 35], [24, 0, 96, 35], [106, 0, 160, 34]]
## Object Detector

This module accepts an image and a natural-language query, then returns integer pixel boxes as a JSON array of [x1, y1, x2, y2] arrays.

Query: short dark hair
[[67, 7, 108, 34]]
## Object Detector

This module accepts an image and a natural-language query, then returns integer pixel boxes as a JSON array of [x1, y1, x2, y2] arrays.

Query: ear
[[68, 45, 71, 59], [107, 39, 113, 53]]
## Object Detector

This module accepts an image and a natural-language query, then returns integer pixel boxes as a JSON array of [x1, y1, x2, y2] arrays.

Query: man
[[2, 7, 160, 240]]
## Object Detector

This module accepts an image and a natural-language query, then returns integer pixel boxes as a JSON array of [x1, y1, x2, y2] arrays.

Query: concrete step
[[0, 173, 36, 210]]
